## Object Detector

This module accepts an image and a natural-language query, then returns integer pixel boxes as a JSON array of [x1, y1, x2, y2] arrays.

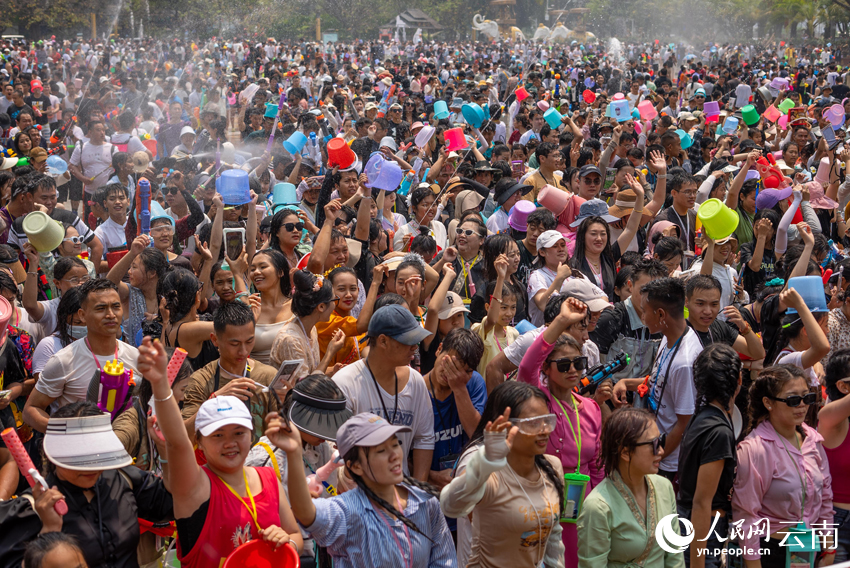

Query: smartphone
[[223, 228, 245, 260], [268, 360, 304, 413], [511, 160, 525, 176]]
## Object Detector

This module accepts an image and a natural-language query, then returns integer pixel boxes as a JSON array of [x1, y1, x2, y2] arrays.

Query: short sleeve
[[35, 354, 66, 398], [69, 144, 82, 167], [467, 373, 488, 413]]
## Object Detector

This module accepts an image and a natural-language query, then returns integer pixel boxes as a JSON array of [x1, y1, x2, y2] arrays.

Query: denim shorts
[[832, 506, 850, 563]]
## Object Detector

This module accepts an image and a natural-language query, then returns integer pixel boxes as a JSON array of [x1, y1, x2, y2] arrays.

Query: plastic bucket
[[461, 103, 486, 128], [46, 155, 68, 176], [264, 103, 279, 119], [433, 100, 450, 120], [582, 89, 596, 104], [537, 100, 550, 112], [721, 116, 739, 134], [824, 104, 845, 127], [508, 200, 537, 231], [365, 154, 404, 191], [444, 127, 468, 152], [141, 138, 157, 156], [675, 129, 693, 150], [515, 319, 537, 335], [283, 131, 307, 155], [786, 275, 828, 314], [637, 100, 657, 120], [222, 538, 300, 568], [741, 105, 760, 126], [22, 211, 64, 252], [696, 198, 739, 240], [609, 100, 631, 122], [763, 105, 782, 123], [327, 137, 356, 169], [702, 101, 720, 117], [515, 86, 530, 101], [273, 182, 298, 206], [415, 125, 435, 148], [735, 84, 751, 108], [544, 108, 563, 129], [778, 98, 796, 114], [538, 184, 569, 215], [217, 169, 251, 206]]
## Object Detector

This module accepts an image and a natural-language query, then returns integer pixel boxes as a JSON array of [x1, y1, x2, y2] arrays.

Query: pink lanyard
[[374, 489, 413, 568], [84, 338, 118, 370]]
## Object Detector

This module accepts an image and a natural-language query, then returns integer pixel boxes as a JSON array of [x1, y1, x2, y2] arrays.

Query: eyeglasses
[[677, 190, 698, 196], [283, 222, 305, 232], [509, 413, 557, 435], [456, 228, 481, 237], [583, 177, 602, 185], [163, 186, 180, 195], [62, 275, 91, 285], [635, 432, 667, 454], [769, 393, 818, 407], [151, 226, 174, 235], [63, 236, 84, 244], [549, 356, 588, 373]]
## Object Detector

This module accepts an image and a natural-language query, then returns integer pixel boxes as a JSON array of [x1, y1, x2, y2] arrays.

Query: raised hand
[[265, 411, 303, 455], [494, 253, 509, 279]]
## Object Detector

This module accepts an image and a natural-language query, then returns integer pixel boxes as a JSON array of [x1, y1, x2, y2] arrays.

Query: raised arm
[[306, 199, 343, 275], [725, 151, 759, 211], [107, 235, 151, 301], [21, 245, 46, 323], [424, 263, 457, 350], [616, 176, 645, 252], [645, 150, 667, 217]]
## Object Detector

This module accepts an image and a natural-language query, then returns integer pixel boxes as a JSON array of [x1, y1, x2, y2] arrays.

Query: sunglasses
[[769, 393, 818, 407], [509, 413, 557, 435], [456, 228, 481, 237], [283, 222, 305, 232], [549, 356, 588, 373], [63, 236, 84, 244], [635, 432, 667, 454], [163, 186, 180, 195]]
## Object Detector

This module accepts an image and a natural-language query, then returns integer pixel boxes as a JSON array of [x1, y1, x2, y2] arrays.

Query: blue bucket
[[786, 276, 828, 314], [544, 108, 563, 129], [461, 103, 486, 128], [515, 320, 537, 335], [217, 169, 251, 207], [273, 182, 298, 206], [283, 131, 307, 155], [264, 103, 279, 119], [433, 100, 450, 120]]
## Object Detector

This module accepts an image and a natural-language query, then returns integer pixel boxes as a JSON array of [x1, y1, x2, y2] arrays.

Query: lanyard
[[84, 338, 119, 370], [554, 394, 582, 472], [218, 468, 262, 532], [365, 360, 399, 425], [674, 209, 690, 249], [506, 464, 551, 568], [778, 433, 807, 521], [374, 488, 413, 568], [648, 333, 685, 416], [461, 255, 479, 298]]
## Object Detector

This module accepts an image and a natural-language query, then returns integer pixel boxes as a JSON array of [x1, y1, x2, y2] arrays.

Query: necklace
[[506, 463, 551, 568]]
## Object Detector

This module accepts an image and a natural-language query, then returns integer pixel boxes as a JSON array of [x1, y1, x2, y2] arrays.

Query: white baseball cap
[[195, 395, 254, 436], [537, 229, 566, 249]]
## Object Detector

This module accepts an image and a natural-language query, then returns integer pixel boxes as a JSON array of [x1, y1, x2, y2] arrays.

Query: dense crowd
[[0, 32, 848, 568]]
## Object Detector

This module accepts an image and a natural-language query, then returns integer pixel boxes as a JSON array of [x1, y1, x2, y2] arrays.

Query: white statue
[[532, 24, 551, 42], [549, 23, 571, 43], [472, 15, 500, 40], [509, 27, 527, 42]]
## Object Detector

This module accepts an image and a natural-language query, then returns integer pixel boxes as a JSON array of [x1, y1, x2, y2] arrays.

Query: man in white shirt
[[68, 120, 115, 214], [23, 279, 139, 433], [333, 305, 435, 481]]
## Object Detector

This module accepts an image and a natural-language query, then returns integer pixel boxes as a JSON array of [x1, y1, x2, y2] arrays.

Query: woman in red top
[[136, 336, 303, 567]]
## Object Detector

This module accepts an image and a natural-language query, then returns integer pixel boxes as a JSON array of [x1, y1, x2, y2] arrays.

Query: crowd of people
[[0, 31, 849, 568]]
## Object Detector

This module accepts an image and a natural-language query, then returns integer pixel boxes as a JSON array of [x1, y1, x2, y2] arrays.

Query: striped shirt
[[305, 485, 457, 568]]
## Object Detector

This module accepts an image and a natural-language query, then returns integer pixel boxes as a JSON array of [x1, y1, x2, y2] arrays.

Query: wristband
[[656, 174, 668, 178], [153, 391, 174, 403]]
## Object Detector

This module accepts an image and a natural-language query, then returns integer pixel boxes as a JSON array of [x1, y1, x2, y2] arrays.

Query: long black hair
[[570, 216, 613, 271], [158, 268, 201, 325], [460, 381, 564, 517], [56, 286, 84, 348], [268, 208, 302, 253], [765, 310, 828, 366], [253, 248, 292, 298], [24, 532, 84, 568]]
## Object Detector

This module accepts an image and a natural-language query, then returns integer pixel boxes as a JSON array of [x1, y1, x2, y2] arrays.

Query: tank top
[[177, 466, 281, 568], [824, 427, 850, 503]]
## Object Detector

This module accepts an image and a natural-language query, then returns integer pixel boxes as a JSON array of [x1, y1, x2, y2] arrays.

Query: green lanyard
[[779, 432, 806, 521], [554, 394, 582, 472]]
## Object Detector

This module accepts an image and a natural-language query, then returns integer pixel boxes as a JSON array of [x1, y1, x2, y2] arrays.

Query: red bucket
[[327, 137, 355, 169], [142, 138, 157, 156], [223, 539, 300, 568], [444, 127, 468, 152], [515, 86, 530, 101]]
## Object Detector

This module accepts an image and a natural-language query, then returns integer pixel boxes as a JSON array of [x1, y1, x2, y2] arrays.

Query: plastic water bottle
[[399, 171, 415, 197]]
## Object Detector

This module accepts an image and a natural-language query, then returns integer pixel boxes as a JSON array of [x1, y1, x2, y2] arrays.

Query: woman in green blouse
[[577, 407, 685, 568]]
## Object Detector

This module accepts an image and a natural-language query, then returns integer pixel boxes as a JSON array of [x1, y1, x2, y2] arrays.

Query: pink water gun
[[307, 451, 343, 495], [98, 360, 135, 421], [167, 348, 187, 386], [1, 427, 68, 514]]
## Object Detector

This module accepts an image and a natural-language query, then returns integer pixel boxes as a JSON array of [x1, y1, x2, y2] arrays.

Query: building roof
[[384, 9, 443, 31]]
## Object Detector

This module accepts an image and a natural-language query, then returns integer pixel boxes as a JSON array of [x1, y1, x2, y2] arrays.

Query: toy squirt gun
[[86, 359, 136, 421], [578, 351, 630, 395]]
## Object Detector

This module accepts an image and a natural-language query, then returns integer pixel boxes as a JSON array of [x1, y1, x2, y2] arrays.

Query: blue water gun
[[579, 351, 630, 394]]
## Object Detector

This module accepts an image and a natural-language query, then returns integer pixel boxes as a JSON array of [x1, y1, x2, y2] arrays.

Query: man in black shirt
[[684, 275, 764, 360], [24, 79, 52, 130]]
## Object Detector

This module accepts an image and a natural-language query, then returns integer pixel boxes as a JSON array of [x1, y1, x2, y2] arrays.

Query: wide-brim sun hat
[[44, 413, 133, 471], [288, 389, 353, 442]]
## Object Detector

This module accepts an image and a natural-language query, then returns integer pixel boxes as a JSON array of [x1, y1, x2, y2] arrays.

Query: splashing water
[[607, 37, 623, 67]]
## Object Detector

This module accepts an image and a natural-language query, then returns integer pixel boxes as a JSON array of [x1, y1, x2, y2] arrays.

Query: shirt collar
[[624, 297, 645, 331]]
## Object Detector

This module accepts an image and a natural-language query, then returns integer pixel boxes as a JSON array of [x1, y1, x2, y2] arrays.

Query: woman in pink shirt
[[732, 366, 834, 568], [518, 296, 603, 568]]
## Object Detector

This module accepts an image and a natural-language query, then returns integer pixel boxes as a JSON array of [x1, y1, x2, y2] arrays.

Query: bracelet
[[153, 391, 174, 403], [159, 458, 168, 464], [26, 272, 37, 276], [740, 323, 753, 336], [656, 174, 668, 178]]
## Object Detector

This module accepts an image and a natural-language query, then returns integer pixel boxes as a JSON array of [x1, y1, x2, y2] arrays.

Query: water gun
[[97, 360, 136, 420], [578, 351, 630, 395], [398, 170, 415, 196], [376, 83, 397, 118], [46, 145, 66, 156], [1, 427, 68, 515], [137, 178, 151, 237], [307, 451, 343, 496], [823, 239, 844, 268], [50, 116, 76, 145]]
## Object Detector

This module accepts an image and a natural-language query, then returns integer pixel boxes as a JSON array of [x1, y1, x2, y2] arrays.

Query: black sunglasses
[[163, 186, 180, 195], [283, 222, 305, 232], [549, 356, 588, 373], [769, 393, 818, 407], [636, 432, 667, 454]]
